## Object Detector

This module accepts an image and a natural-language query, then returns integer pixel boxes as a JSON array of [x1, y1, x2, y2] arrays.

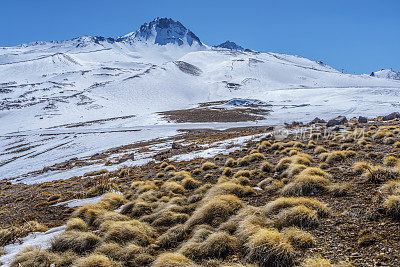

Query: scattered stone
[[326, 116, 348, 127], [310, 117, 326, 124], [358, 116, 368, 123]]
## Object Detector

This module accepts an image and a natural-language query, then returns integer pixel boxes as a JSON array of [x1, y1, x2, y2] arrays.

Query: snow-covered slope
[[371, 69, 400, 80], [1, 17, 400, 182]]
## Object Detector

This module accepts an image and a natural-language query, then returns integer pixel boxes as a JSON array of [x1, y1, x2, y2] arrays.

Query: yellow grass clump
[[100, 220, 156, 246], [246, 228, 295, 267], [300, 255, 333, 267], [72, 253, 122, 267], [282, 227, 316, 249], [260, 161, 274, 173], [161, 181, 185, 194], [205, 182, 254, 198], [383, 195, 400, 220], [380, 180, 400, 195], [282, 164, 308, 178], [11, 247, 60, 267], [185, 194, 244, 229], [281, 175, 332, 196], [66, 218, 88, 232], [182, 177, 201, 190], [50, 230, 101, 254], [155, 224, 186, 249], [225, 158, 236, 167], [274, 205, 320, 229], [202, 161, 218, 171], [263, 197, 331, 217], [165, 165, 176, 172], [152, 253, 194, 267], [383, 156, 398, 167], [353, 162, 372, 174]]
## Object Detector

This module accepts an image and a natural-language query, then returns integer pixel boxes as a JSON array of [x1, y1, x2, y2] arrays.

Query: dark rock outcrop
[[382, 112, 400, 121], [358, 116, 368, 123], [326, 116, 348, 127]]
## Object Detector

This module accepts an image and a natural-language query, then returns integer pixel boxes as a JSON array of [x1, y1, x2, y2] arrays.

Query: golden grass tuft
[[192, 168, 202, 175], [151, 211, 189, 227], [155, 224, 186, 249], [274, 205, 320, 229], [100, 220, 156, 246], [71, 203, 106, 226], [383, 156, 398, 167], [263, 197, 330, 217], [353, 161, 372, 174], [300, 255, 333, 267], [246, 228, 295, 267], [298, 167, 332, 178], [165, 165, 176, 171], [320, 151, 346, 164], [282, 227, 316, 249], [156, 172, 165, 178], [185, 194, 244, 229], [260, 161, 274, 173], [130, 181, 157, 195], [384, 137, 396, 145], [275, 157, 293, 172], [182, 177, 201, 190], [92, 211, 130, 228], [72, 253, 122, 267], [281, 175, 332, 196], [238, 153, 266, 166], [282, 164, 308, 178], [222, 167, 233, 176], [380, 180, 400, 195], [202, 161, 218, 171], [99, 193, 125, 210], [258, 178, 285, 193], [11, 247, 60, 267], [66, 218, 88, 232], [205, 182, 254, 198], [361, 165, 400, 183], [383, 195, 400, 220], [161, 181, 185, 194], [225, 158, 236, 167], [233, 170, 251, 178], [152, 253, 194, 267], [120, 201, 154, 218], [94, 242, 123, 260], [190, 231, 240, 260], [170, 171, 192, 181], [234, 214, 266, 244], [51, 230, 101, 254]]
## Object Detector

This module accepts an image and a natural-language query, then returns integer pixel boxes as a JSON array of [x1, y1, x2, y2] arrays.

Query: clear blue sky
[[1, 0, 399, 74]]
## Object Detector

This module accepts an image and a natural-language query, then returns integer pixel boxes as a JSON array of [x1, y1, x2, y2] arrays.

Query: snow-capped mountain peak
[[371, 69, 400, 80], [214, 40, 245, 51], [120, 17, 203, 47]]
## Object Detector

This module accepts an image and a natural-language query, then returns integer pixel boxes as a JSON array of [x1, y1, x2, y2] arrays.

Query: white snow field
[[1, 17, 400, 183]]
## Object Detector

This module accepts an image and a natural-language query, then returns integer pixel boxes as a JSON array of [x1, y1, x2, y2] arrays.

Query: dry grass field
[[2, 117, 400, 266]]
